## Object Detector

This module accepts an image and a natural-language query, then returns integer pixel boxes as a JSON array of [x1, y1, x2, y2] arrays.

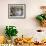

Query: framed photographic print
[[8, 4, 26, 19]]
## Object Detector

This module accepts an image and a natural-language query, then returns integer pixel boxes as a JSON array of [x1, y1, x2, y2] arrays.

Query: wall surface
[[0, 0, 46, 41]]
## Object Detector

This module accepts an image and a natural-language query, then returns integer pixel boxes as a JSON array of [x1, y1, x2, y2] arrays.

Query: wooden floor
[[14, 43, 46, 46]]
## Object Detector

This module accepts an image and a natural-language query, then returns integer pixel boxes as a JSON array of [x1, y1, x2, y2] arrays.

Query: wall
[[0, 0, 46, 39]]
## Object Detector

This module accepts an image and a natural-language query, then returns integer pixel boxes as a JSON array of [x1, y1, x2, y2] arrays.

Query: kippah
[[40, 6, 46, 9]]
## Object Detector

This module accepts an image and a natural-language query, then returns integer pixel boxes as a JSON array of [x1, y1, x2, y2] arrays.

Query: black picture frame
[[8, 4, 26, 19]]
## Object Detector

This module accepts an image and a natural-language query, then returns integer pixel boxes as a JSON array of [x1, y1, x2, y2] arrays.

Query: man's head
[[40, 6, 46, 14]]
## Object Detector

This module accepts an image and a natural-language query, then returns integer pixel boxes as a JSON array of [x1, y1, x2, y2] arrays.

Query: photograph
[[8, 4, 26, 19]]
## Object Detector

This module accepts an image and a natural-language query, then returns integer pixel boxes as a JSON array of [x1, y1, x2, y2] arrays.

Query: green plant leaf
[[36, 15, 44, 21], [5, 26, 18, 39]]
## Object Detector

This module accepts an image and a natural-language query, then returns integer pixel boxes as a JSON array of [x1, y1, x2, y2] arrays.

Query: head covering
[[40, 6, 46, 9]]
